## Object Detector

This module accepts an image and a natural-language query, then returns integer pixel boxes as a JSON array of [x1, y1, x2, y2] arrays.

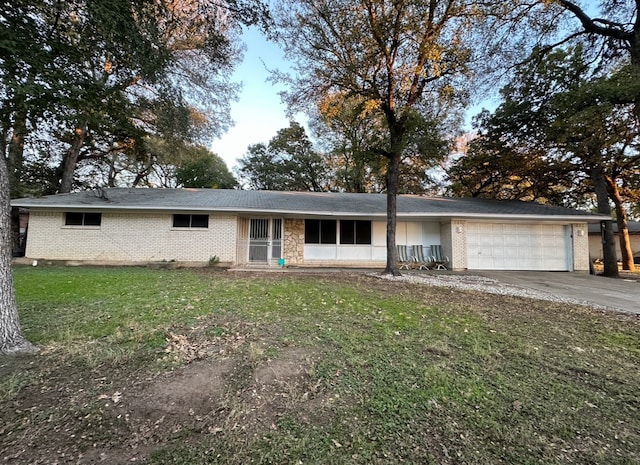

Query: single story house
[[12, 188, 608, 271], [588, 221, 640, 263]]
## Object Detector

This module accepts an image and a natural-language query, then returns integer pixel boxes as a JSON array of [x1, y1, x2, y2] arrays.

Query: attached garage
[[466, 223, 571, 271]]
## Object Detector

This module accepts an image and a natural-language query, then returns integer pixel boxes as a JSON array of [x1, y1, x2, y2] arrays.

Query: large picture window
[[340, 220, 372, 244], [305, 219, 337, 244], [173, 214, 209, 228], [65, 212, 102, 226]]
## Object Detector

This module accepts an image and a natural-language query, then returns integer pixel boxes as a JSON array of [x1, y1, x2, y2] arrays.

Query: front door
[[249, 218, 283, 264]]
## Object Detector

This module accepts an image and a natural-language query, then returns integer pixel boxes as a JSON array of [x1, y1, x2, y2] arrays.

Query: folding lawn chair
[[396, 244, 412, 270], [430, 244, 449, 270], [412, 245, 433, 270]]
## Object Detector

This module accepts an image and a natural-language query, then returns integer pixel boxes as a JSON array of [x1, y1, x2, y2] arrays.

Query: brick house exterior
[[13, 188, 602, 271]]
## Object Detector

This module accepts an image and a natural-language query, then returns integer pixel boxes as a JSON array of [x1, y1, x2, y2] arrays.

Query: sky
[[210, 27, 292, 171], [210, 2, 601, 172]]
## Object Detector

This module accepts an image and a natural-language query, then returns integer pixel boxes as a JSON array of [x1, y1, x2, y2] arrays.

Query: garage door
[[466, 223, 570, 271]]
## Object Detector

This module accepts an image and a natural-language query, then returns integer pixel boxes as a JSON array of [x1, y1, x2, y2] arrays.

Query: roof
[[12, 188, 608, 222], [588, 221, 640, 234]]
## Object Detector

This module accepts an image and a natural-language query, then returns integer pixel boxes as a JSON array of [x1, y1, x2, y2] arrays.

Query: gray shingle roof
[[12, 188, 607, 221]]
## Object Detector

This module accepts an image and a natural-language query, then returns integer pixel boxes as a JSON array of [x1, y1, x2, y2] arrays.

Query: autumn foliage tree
[[275, 0, 512, 274]]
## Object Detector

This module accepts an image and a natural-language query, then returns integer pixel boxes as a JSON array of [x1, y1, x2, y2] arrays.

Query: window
[[65, 212, 102, 226], [305, 219, 336, 244], [340, 220, 372, 244], [173, 214, 209, 228]]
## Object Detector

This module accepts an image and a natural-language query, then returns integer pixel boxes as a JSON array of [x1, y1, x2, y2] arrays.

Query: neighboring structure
[[12, 188, 607, 271], [588, 221, 640, 264]]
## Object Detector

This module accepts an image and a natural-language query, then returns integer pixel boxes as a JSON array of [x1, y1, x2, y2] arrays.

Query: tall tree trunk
[[605, 176, 635, 271], [384, 152, 400, 275], [0, 155, 37, 355], [383, 119, 404, 276], [591, 165, 618, 277], [58, 121, 88, 193], [630, 31, 640, 125]]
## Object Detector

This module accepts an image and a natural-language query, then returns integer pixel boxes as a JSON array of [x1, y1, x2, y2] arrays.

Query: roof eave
[[14, 203, 608, 222]]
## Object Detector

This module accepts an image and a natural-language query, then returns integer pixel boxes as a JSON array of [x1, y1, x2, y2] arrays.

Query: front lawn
[[1, 266, 638, 464]]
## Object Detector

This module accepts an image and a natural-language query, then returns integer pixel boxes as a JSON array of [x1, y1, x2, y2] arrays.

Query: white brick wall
[[26, 210, 238, 264]]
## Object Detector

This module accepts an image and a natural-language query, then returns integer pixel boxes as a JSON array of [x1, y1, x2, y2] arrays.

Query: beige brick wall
[[447, 220, 467, 270], [26, 210, 238, 264], [572, 223, 590, 272]]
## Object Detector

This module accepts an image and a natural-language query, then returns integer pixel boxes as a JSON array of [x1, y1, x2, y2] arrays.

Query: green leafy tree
[[1, 0, 271, 195], [237, 121, 329, 191], [176, 147, 237, 189], [449, 46, 640, 274], [448, 109, 582, 205], [548, 1, 640, 119], [311, 94, 388, 193]]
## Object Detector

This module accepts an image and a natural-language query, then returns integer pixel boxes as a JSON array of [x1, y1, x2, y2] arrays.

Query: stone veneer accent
[[25, 210, 237, 264], [284, 218, 305, 266], [572, 223, 590, 272]]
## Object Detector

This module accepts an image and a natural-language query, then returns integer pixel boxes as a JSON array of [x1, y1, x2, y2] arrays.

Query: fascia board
[[16, 203, 608, 223]]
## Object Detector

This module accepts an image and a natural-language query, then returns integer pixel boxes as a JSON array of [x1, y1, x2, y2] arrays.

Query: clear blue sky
[[210, 27, 292, 170]]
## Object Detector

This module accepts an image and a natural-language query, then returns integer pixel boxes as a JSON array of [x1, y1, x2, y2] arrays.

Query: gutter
[[14, 202, 609, 223]]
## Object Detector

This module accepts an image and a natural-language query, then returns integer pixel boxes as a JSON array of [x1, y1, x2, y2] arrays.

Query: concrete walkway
[[475, 271, 640, 315]]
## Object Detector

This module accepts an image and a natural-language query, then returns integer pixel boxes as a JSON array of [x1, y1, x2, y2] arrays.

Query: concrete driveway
[[475, 271, 640, 315]]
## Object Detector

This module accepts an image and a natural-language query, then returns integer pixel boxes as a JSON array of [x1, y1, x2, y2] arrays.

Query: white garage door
[[466, 223, 570, 271]]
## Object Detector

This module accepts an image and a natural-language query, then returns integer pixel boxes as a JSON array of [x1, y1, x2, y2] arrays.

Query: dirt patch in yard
[[0, 342, 323, 464]]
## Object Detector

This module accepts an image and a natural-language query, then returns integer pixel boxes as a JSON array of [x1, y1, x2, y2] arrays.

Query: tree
[[449, 46, 640, 275], [548, 1, 640, 120], [447, 118, 580, 205], [311, 94, 449, 194], [0, 0, 269, 354], [176, 147, 237, 188], [236, 121, 329, 191], [0, 155, 36, 354], [275, 0, 501, 274], [525, 1, 640, 273], [311, 94, 389, 193], [1, 0, 271, 195]]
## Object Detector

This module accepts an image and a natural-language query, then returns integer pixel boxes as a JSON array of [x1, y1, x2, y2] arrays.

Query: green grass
[[2, 266, 639, 464]]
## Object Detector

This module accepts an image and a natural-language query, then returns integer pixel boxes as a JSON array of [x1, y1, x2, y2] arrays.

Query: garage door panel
[[504, 235, 519, 246], [467, 223, 569, 271], [504, 258, 520, 269]]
